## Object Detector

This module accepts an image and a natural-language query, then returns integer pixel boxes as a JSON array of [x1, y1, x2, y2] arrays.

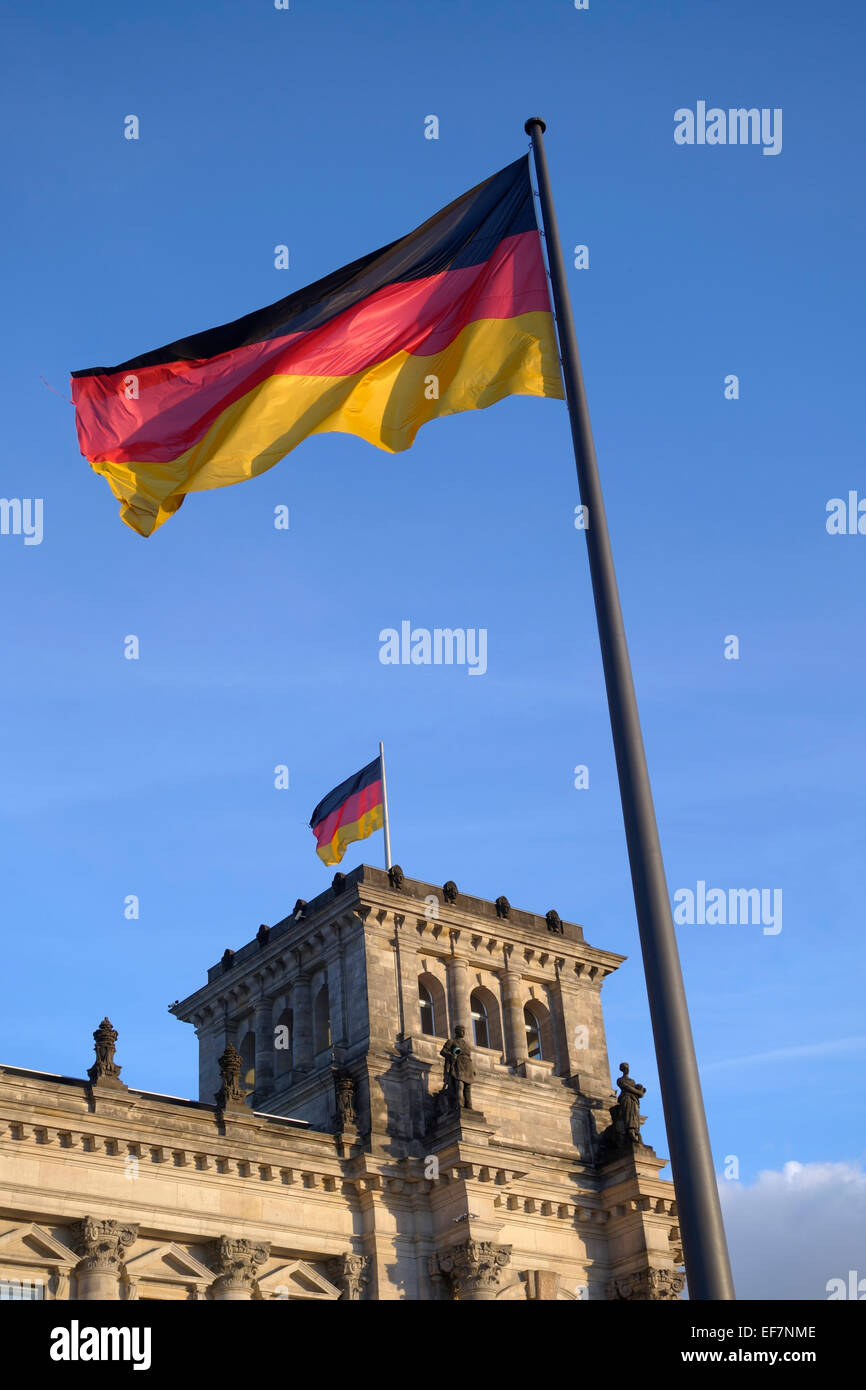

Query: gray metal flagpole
[[525, 117, 735, 1301], [379, 740, 393, 871]]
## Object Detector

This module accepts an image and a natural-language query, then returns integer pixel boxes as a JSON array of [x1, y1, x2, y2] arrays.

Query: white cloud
[[717, 1161, 866, 1299]]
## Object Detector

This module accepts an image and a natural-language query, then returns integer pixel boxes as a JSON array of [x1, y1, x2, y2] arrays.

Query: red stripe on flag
[[311, 779, 384, 850], [73, 230, 548, 464]]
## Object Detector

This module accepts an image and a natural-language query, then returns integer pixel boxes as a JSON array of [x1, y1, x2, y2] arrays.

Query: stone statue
[[440, 1025, 475, 1110], [87, 1018, 122, 1084], [613, 1062, 646, 1145], [443, 880, 459, 904], [214, 1043, 247, 1109], [495, 896, 511, 919], [388, 864, 404, 890], [334, 1071, 356, 1129]]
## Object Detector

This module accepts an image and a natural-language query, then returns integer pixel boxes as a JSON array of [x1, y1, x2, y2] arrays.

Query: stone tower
[[170, 863, 684, 1300]]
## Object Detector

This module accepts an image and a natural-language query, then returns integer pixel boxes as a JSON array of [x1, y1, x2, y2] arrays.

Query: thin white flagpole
[[379, 740, 392, 870]]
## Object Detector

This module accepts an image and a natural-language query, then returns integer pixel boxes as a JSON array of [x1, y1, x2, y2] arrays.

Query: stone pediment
[[0, 1222, 77, 1269], [258, 1258, 341, 1301], [123, 1242, 213, 1287]]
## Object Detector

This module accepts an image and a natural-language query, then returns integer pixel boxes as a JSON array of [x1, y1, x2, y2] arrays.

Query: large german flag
[[71, 156, 563, 537], [310, 757, 384, 866]]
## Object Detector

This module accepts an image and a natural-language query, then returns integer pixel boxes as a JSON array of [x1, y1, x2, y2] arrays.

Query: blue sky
[[1, 0, 864, 1293]]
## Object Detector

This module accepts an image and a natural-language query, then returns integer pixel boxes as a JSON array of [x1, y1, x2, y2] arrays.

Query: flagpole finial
[[525, 116, 546, 134]]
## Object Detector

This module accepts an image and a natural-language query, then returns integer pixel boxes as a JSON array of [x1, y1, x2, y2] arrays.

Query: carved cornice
[[71, 1217, 137, 1273], [429, 1240, 512, 1299]]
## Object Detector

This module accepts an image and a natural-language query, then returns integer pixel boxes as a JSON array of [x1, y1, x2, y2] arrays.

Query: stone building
[[0, 864, 684, 1301]]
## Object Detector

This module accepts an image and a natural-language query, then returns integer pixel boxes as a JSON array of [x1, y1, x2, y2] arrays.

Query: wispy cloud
[[705, 1036, 866, 1073]]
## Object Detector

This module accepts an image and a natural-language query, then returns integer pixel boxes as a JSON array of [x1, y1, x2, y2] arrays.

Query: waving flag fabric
[[310, 757, 384, 866], [71, 156, 562, 536]]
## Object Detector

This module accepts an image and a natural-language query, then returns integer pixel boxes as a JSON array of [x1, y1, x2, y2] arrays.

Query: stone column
[[208, 1237, 269, 1301], [549, 971, 575, 1077], [445, 948, 472, 1037], [327, 1253, 370, 1301], [71, 1218, 137, 1300], [393, 915, 418, 1040], [292, 971, 313, 1070], [336, 928, 350, 1045], [500, 963, 528, 1067], [430, 1240, 511, 1301], [327, 950, 347, 1051], [553, 968, 614, 1094], [253, 994, 274, 1099]]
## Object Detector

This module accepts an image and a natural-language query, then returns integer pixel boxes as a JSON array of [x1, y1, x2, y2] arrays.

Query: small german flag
[[310, 757, 384, 866], [71, 155, 562, 537]]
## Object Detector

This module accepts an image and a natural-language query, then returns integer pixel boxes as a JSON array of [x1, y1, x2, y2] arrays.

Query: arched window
[[417, 973, 447, 1038], [471, 986, 503, 1053], [471, 990, 490, 1048], [313, 984, 331, 1055], [419, 982, 436, 1036], [274, 1008, 293, 1078], [239, 1029, 256, 1090], [524, 1002, 554, 1062], [524, 1006, 542, 1059]]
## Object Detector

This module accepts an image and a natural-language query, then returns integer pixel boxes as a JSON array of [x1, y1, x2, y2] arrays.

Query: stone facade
[[0, 865, 683, 1301]]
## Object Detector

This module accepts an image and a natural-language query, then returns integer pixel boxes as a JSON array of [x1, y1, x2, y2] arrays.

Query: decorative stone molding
[[87, 1018, 125, 1086], [208, 1236, 269, 1299], [214, 1043, 248, 1111], [71, 1217, 137, 1274], [606, 1268, 685, 1301], [327, 1252, 370, 1301], [333, 1071, 356, 1131], [429, 1240, 512, 1301]]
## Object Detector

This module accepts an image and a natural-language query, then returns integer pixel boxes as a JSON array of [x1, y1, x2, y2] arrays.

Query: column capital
[[607, 1267, 685, 1301], [429, 1240, 511, 1300], [208, 1236, 269, 1297], [71, 1217, 137, 1273], [327, 1252, 370, 1301]]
